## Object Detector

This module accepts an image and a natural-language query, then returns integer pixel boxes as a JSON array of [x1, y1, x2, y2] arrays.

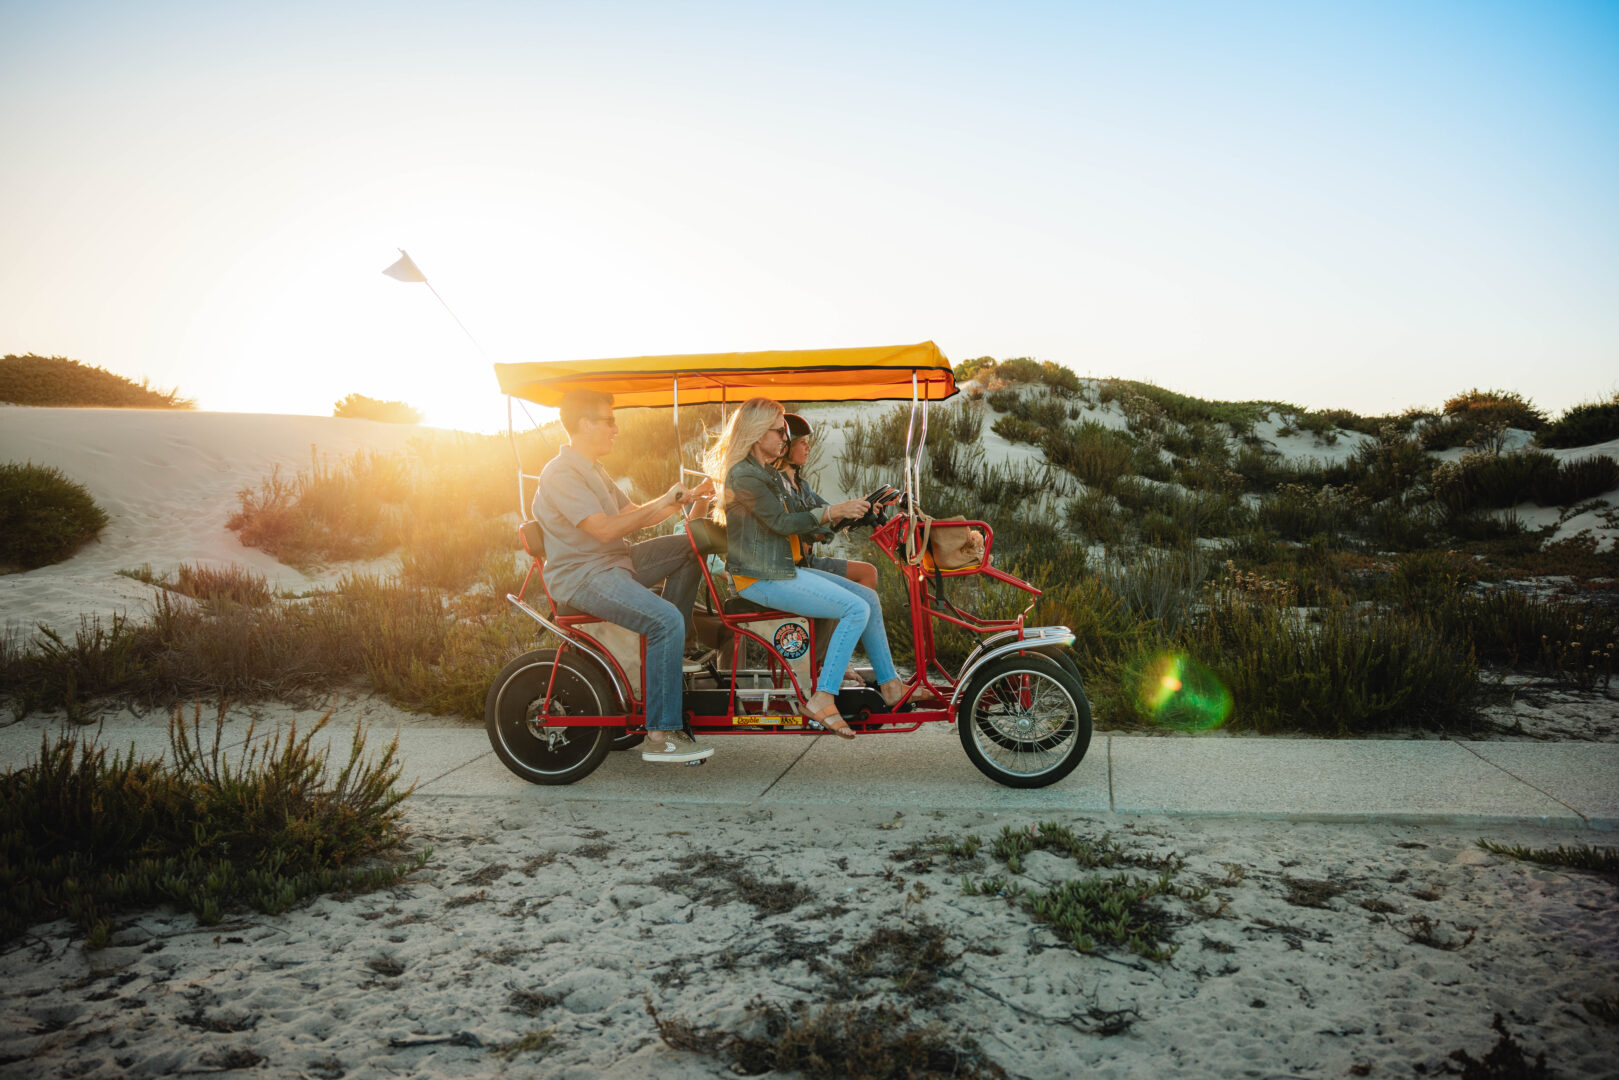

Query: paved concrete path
[[4, 714, 1613, 830]]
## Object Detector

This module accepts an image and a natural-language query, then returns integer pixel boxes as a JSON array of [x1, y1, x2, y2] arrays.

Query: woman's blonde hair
[[703, 397, 783, 525]]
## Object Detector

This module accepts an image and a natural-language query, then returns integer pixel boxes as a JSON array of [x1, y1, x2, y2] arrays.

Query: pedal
[[684, 758, 708, 767]]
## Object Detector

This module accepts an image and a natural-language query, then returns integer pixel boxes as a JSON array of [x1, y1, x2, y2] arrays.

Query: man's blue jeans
[[566, 534, 702, 732], [740, 566, 900, 697]]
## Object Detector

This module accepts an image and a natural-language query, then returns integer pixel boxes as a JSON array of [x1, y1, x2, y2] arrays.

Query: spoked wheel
[[485, 649, 618, 785], [957, 652, 1092, 788]]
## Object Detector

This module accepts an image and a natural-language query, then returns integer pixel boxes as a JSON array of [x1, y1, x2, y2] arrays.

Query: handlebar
[[833, 483, 906, 532]]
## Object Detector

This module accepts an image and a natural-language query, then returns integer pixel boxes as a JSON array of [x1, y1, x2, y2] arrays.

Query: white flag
[[382, 250, 427, 283]]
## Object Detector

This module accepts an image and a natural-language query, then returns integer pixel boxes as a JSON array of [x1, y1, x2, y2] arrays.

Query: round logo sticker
[[773, 621, 810, 661]]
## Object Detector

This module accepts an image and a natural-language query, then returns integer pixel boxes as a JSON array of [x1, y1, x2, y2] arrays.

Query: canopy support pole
[[508, 396, 527, 517]]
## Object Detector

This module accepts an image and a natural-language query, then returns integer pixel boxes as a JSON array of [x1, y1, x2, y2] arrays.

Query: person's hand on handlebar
[[665, 481, 700, 507], [825, 498, 871, 524]]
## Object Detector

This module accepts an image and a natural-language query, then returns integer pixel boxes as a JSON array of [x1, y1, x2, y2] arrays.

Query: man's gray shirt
[[533, 445, 633, 603]]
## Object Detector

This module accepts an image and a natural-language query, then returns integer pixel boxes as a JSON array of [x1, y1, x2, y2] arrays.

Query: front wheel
[[957, 652, 1092, 788], [485, 649, 618, 785]]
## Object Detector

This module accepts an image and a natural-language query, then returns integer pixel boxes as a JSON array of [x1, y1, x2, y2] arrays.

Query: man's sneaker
[[641, 730, 715, 764]]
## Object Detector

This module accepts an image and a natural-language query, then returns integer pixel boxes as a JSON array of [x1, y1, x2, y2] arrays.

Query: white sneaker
[[640, 730, 715, 764]]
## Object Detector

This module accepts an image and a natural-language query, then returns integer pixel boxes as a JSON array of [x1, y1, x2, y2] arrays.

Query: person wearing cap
[[774, 411, 885, 679]]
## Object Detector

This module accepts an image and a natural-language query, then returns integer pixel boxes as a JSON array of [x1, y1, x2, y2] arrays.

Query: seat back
[[685, 518, 727, 559], [518, 520, 546, 561]]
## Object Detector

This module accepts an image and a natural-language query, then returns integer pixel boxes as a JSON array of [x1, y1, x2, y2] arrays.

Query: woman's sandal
[[803, 700, 856, 740]]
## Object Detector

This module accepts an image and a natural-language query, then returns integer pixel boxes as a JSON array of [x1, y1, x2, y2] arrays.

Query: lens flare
[[1135, 652, 1232, 731]]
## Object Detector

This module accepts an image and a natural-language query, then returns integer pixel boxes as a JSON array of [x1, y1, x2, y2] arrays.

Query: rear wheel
[[485, 649, 618, 785], [957, 653, 1091, 788]]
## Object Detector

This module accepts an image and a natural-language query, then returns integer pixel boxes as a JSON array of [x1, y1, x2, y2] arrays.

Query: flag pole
[[383, 248, 488, 358]]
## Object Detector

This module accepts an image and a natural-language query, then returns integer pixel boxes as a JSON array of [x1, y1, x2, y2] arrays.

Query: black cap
[[783, 412, 812, 441]]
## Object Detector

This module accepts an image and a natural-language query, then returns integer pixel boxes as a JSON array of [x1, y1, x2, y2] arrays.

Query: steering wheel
[[832, 484, 905, 532]]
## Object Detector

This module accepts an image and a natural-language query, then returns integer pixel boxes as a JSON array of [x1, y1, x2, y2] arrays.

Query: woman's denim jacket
[[723, 457, 826, 581]]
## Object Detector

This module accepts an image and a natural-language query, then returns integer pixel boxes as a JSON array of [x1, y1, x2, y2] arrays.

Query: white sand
[[1, 407, 451, 637], [2, 791, 1614, 1079]]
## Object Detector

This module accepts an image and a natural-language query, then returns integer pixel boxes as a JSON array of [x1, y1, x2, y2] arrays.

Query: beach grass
[[0, 705, 423, 947]]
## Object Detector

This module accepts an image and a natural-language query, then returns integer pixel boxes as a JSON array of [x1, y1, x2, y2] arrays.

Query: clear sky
[[3, 1, 1615, 432]]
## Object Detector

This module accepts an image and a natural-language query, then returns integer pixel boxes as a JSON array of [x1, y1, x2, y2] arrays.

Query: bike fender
[[950, 629, 1076, 714]]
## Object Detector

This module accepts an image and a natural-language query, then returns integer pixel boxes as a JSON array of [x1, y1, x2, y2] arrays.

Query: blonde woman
[[706, 398, 907, 737]]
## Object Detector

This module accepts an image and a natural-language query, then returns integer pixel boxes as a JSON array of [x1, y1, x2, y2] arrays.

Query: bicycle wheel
[[957, 653, 1092, 788], [485, 649, 617, 785]]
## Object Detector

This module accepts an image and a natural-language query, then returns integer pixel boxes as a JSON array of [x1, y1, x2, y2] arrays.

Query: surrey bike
[[484, 342, 1091, 788]]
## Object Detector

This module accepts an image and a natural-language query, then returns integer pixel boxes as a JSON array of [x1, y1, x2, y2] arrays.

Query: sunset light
[[4, 3, 1617, 429]]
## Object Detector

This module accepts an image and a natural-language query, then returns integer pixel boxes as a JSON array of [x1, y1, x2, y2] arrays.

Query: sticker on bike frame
[[773, 621, 810, 660], [732, 715, 805, 726]]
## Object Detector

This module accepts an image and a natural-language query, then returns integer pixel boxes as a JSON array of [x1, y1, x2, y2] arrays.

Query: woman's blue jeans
[[740, 566, 900, 696]]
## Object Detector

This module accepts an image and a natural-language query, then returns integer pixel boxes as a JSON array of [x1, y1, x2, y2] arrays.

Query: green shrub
[[970, 461, 1052, 507], [1385, 550, 1478, 610], [0, 463, 111, 571], [1350, 426, 1429, 502], [332, 393, 424, 424], [1129, 442, 1175, 482], [1179, 592, 1481, 735], [926, 435, 981, 488], [1538, 392, 1619, 449], [1448, 590, 1615, 689], [974, 356, 1083, 397], [1431, 451, 1559, 515], [1043, 421, 1135, 488], [953, 355, 998, 383], [1422, 388, 1546, 452], [1359, 497, 1439, 552], [1097, 379, 1276, 433], [842, 406, 914, 469], [990, 414, 1043, 445], [943, 399, 985, 442], [1231, 444, 1289, 492], [1531, 455, 1619, 506], [1094, 547, 1212, 633], [1064, 488, 1126, 545], [1313, 408, 1388, 438], [0, 354, 194, 408], [1256, 483, 1355, 545], [0, 707, 421, 945]]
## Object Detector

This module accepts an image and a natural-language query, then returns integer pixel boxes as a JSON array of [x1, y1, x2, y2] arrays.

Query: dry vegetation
[[1, 354, 194, 408]]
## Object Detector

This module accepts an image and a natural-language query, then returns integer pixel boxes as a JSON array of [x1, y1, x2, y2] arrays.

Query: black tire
[[485, 649, 618, 785], [1035, 645, 1087, 691], [609, 731, 646, 752], [957, 652, 1092, 788]]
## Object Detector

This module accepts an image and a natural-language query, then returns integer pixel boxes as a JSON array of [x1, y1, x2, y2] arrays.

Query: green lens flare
[[1136, 652, 1232, 731]]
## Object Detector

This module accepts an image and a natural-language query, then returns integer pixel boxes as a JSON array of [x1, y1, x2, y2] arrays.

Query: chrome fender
[[950, 626, 1076, 715]]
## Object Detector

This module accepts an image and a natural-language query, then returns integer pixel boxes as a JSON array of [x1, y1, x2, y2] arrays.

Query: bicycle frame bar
[[505, 593, 634, 707]]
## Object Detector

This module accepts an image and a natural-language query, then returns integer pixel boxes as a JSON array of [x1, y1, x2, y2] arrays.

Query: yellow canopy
[[494, 341, 956, 408]]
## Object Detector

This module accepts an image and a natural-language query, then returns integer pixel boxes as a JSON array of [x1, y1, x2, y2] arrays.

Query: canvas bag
[[912, 514, 985, 571]]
